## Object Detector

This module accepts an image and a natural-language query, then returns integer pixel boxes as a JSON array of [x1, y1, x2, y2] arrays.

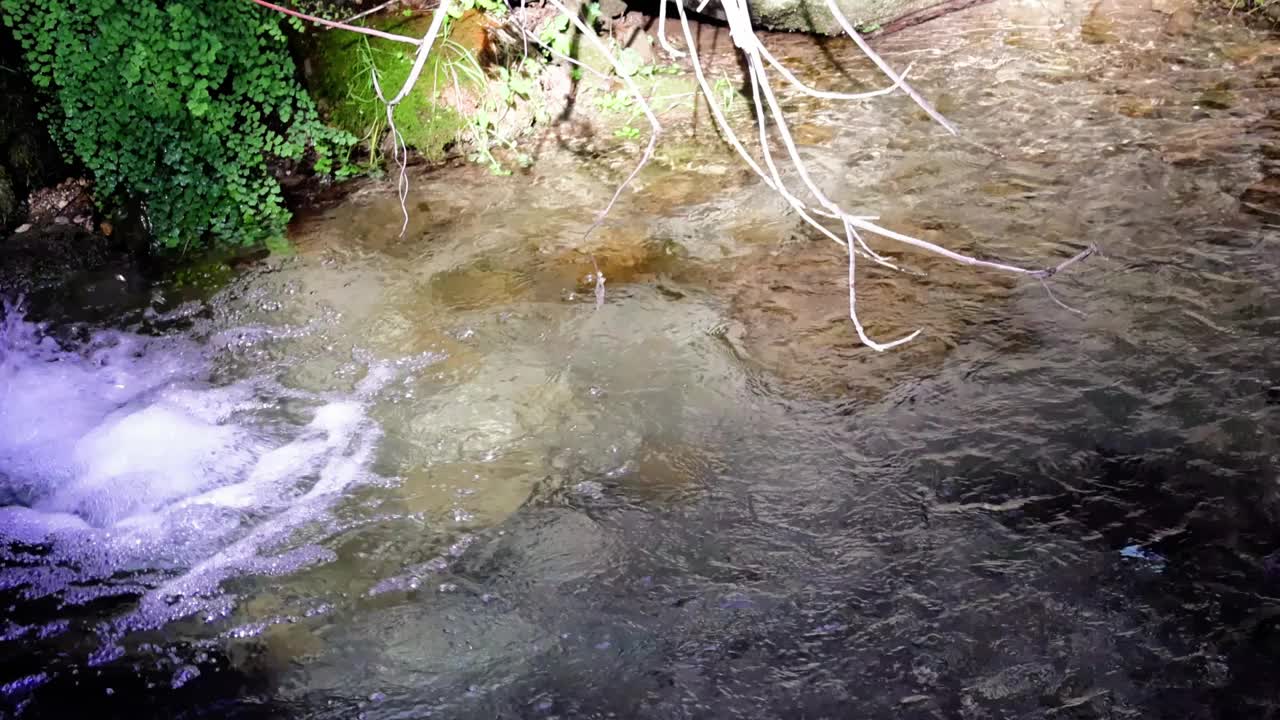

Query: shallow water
[[3, 0, 1280, 717]]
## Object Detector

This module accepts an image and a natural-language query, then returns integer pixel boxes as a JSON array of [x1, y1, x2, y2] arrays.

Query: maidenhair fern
[[0, 0, 356, 250]]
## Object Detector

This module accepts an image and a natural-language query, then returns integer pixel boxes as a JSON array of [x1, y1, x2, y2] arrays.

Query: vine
[[0, 0, 356, 251]]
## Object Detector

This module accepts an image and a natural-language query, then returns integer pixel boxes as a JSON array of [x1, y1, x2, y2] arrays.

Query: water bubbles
[[573, 481, 605, 500], [170, 665, 201, 689]]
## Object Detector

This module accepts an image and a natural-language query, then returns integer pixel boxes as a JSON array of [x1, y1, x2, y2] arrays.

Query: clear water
[[3, 0, 1280, 717]]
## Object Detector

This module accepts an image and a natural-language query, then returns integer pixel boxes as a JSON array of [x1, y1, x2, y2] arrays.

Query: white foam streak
[[0, 299, 412, 647]]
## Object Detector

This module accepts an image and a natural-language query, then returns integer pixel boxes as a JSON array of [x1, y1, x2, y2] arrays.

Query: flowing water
[[3, 0, 1280, 717]]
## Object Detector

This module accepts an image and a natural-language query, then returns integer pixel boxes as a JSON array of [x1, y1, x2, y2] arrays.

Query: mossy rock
[[305, 12, 485, 162]]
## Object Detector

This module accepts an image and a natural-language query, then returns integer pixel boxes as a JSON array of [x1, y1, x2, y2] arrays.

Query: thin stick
[[1041, 244, 1097, 277], [675, 0, 776, 188], [757, 44, 915, 102], [677, 0, 881, 257], [520, 0, 529, 59], [847, 222, 922, 351], [657, 1, 687, 58], [505, 15, 613, 81], [247, 0, 422, 45], [1038, 277, 1085, 317], [335, 0, 402, 27], [368, 3, 452, 235], [822, 0, 958, 135], [543, 0, 662, 238], [746, 59, 900, 269]]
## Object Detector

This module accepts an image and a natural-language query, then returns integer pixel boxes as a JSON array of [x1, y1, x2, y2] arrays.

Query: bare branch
[[657, 1, 687, 58], [821, 0, 959, 135], [247, 0, 422, 45], [846, 222, 922, 351], [368, 4, 452, 235], [542, 0, 663, 239], [758, 43, 915, 102], [335, 0, 403, 27]]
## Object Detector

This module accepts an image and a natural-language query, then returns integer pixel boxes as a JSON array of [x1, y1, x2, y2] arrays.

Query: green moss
[[167, 257, 236, 292], [307, 14, 480, 162]]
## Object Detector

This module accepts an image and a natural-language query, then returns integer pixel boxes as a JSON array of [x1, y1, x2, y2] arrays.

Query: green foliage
[[539, 1, 601, 58], [614, 47, 646, 78], [0, 0, 355, 251], [495, 64, 537, 105], [595, 90, 635, 113], [713, 74, 737, 113], [446, 0, 508, 20], [613, 126, 641, 140], [467, 59, 541, 176]]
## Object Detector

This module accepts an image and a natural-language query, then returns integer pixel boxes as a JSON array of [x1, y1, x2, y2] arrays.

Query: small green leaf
[[615, 47, 644, 78]]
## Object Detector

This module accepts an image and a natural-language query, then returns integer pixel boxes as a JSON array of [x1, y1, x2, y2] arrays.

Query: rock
[[1242, 176, 1280, 215], [1196, 85, 1234, 110], [25, 178, 94, 227], [1163, 6, 1196, 35], [0, 220, 143, 323], [598, 0, 628, 20]]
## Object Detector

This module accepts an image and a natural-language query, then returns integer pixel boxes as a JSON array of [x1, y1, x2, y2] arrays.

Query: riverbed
[[3, 0, 1280, 717]]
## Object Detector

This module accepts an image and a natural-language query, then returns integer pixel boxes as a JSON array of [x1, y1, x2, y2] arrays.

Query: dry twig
[[251, 0, 1093, 347]]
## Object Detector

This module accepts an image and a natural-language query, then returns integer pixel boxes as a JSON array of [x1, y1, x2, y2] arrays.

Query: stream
[[3, 0, 1280, 717]]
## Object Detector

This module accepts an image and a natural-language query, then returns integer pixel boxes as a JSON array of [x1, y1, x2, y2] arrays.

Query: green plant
[[614, 126, 641, 140], [465, 58, 542, 176], [495, 62, 537, 105], [713, 74, 737, 113], [614, 47, 646, 77], [595, 89, 635, 113], [539, 1, 601, 58], [446, 0, 508, 20], [1, 0, 355, 251], [639, 62, 682, 78]]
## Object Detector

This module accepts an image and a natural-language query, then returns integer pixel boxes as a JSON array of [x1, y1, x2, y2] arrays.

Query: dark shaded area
[[225, 436, 1280, 720], [1, 646, 288, 720], [0, 25, 67, 232]]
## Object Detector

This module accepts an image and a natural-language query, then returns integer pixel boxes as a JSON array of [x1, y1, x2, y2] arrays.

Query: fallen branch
[[247, 0, 421, 45], [251, 0, 1092, 348], [822, 0, 958, 134], [370, 4, 451, 235], [541, 0, 662, 241], [656, 0, 687, 58]]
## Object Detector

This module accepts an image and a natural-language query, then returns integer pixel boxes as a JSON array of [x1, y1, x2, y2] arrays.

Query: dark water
[[3, 0, 1280, 717]]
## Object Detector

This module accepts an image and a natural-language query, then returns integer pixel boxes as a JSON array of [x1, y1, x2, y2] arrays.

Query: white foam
[[0, 299, 408, 645]]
